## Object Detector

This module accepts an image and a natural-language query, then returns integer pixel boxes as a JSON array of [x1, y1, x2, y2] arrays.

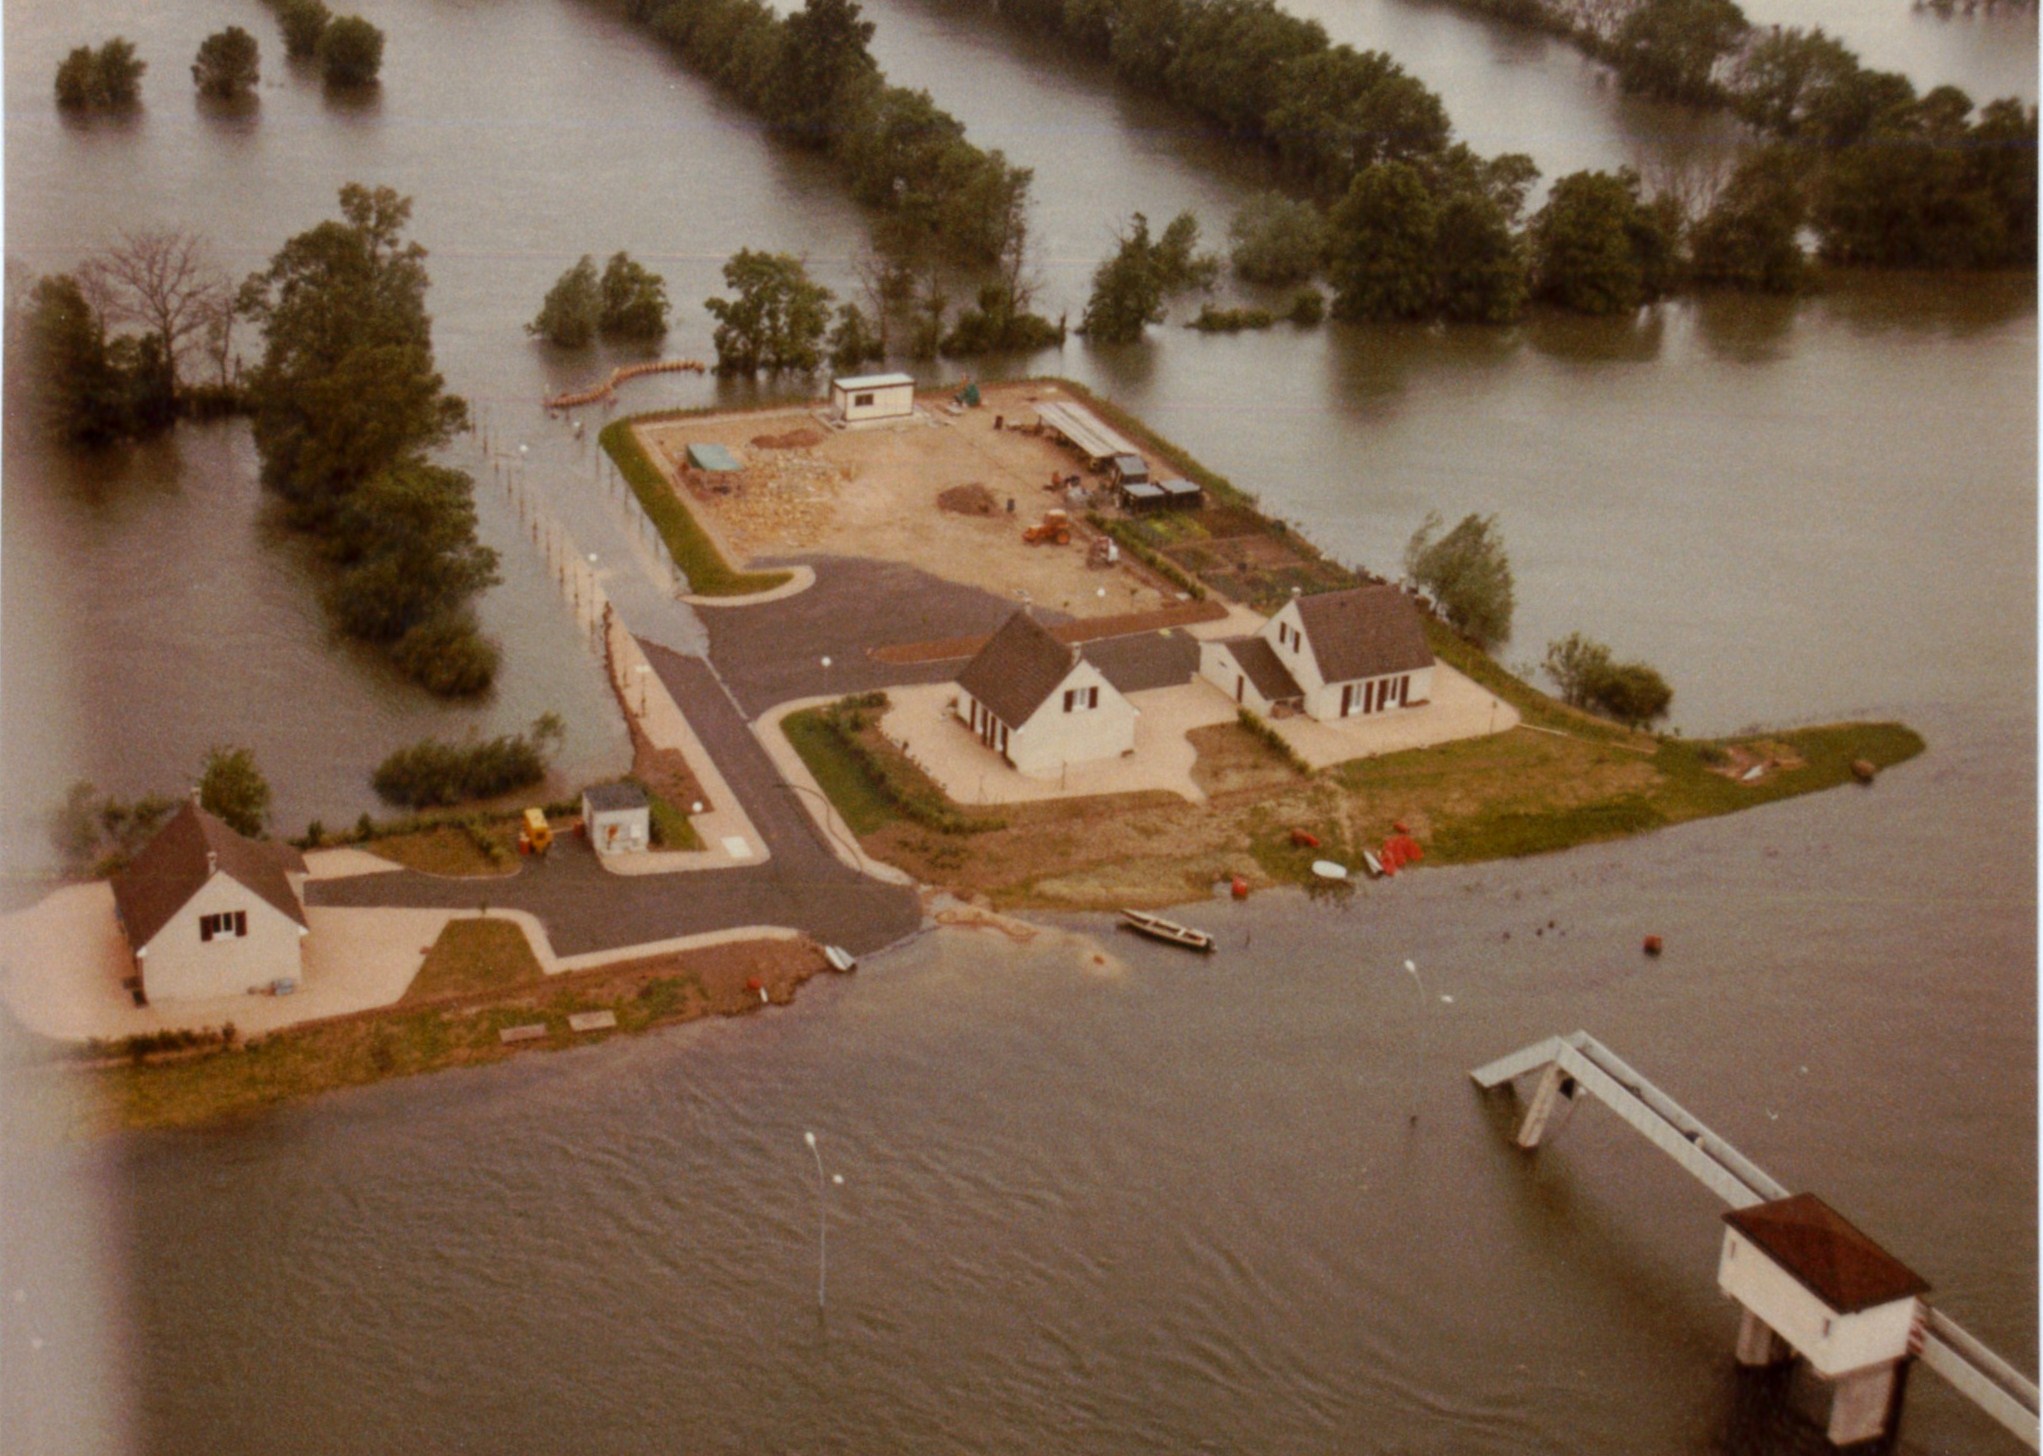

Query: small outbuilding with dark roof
[[582, 781, 652, 855], [954, 609, 1139, 777], [111, 799, 309, 1003]]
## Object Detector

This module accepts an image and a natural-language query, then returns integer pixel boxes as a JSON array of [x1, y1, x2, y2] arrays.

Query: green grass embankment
[[598, 419, 791, 597]]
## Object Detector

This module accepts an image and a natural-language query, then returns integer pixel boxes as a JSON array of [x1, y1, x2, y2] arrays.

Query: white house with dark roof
[[955, 610, 1138, 777], [1201, 584, 1434, 723], [110, 799, 309, 1003]]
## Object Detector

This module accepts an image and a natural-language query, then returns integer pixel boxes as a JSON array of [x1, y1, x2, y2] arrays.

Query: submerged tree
[[318, 14, 384, 86], [199, 745, 273, 838], [77, 228, 233, 397], [704, 250, 834, 373], [1405, 511, 1514, 649], [54, 38, 147, 110], [598, 252, 670, 340], [528, 256, 602, 347], [192, 26, 261, 100]]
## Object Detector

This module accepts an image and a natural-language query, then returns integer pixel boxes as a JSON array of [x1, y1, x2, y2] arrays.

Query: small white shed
[[582, 782, 652, 855], [831, 373, 915, 423]]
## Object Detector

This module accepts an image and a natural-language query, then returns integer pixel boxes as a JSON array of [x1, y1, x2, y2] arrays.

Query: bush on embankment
[[598, 420, 791, 596]]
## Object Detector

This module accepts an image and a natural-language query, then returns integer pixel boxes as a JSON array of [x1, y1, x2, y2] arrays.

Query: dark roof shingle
[[1724, 1194, 1930, 1314], [1293, 586, 1434, 683], [583, 782, 650, 813], [1217, 637, 1303, 703], [958, 610, 1078, 727], [111, 800, 307, 949]]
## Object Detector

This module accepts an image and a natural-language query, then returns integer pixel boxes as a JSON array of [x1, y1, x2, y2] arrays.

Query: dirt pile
[[752, 427, 826, 450], [937, 482, 999, 516]]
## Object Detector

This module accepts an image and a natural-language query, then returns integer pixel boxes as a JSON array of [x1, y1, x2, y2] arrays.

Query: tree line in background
[[930, 0, 2031, 322], [54, 8, 383, 111], [237, 184, 501, 697], [619, 0, 1031, 268], [51, 746, 274, 876]]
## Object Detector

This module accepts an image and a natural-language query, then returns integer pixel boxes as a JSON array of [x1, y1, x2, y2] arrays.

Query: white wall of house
[[831, 375, 915, 422], [1199, 641, 1273, 713], [1007, 659, 1138, 776], [588, 805, 651, 854], [1300, 666, 1434, 722], [1259, 599, 1433, 723], [1261, 598, 1323, 698], [1718, 1229, 1919, 1377], [137, 872, 305, 1002], [960, 659, 1137, 777]]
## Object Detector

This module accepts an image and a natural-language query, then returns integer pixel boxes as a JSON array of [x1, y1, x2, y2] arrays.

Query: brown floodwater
[[0, 0, 2032, 1450]]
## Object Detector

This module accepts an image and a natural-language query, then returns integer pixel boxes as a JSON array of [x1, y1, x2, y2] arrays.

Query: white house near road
[[1201, 584, 1435, 722], [830, 373, 915, 423], [583, 781, 652, 855], [111, 798, 309, 1003], [955, 610, 1138, 778]]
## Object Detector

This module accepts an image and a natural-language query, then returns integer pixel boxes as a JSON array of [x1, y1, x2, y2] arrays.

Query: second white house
[[1201, 584, 1435, 722], [955, 610, 1138, 778]]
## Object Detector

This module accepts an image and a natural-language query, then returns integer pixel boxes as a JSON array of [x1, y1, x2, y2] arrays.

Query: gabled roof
[[1724, 1194, 1930, 1314], [1217, 636, 1304, 703], [1291, 585, 1435, 683], [958, 609, 1081, 728], [583, 781, 650, 813], [111, 800, 308, 950]]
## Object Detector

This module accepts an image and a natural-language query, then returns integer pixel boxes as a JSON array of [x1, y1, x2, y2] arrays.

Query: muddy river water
[[0, 0, 2033, 1450]]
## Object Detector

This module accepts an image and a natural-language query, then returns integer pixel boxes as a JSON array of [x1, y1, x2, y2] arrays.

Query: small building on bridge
[[1719, 1192, 1930, 1446]]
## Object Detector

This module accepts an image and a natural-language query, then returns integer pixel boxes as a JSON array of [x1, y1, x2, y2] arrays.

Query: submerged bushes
[[371, 715, 567, 809]]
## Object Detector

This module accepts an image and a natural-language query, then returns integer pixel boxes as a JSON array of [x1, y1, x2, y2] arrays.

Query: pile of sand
[[937, 483, 999, 516], [751, 427, 826, 450]]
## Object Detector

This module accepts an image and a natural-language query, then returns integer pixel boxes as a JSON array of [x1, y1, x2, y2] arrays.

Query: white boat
[[1361, 850, 1385, 879], [1118, 909, 1215, 952], [1311, 859, 1349, 881], [823, 945, 858, 973]]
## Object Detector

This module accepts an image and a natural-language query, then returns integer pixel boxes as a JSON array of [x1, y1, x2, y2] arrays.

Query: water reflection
[[1692, 291, 1800, 365], [1523, 306, 1669, 365]]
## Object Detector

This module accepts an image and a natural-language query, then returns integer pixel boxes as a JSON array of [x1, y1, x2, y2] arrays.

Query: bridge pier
[[1735, 1309, 1792, 1368], [1515, 1062, 1574, 1148]]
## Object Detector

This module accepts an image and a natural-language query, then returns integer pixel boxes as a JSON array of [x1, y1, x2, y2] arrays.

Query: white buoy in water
[[1311, 859, 1348, 881]]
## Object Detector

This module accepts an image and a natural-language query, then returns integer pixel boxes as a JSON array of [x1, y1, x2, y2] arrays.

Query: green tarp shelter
[[685, 442, 741, 472]]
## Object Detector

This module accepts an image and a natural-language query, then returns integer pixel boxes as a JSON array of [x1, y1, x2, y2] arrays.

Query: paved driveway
[[311, 648, 923, 958]]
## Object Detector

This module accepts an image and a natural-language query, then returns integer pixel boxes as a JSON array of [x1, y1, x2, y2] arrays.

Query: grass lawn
[[600, 420, 791, 597], [361, 822, 519, 877], [647, 788, 704, 850], [93, 937, 827, 1131], [781, 708, 900, 834], [784, 688, 1925, 910], [405, 917, 545, 1001]]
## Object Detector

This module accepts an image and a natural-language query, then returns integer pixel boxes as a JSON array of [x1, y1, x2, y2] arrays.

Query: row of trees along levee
[[920, 0, 2033, 325], [614, 0, 1064, 371]]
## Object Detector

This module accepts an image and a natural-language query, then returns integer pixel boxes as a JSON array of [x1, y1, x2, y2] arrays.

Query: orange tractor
[[1022, 509, 1072, 546]]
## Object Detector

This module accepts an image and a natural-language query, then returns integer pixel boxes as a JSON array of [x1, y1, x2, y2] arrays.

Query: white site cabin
[[955, 610, 1138, 778], [111, 798, 310, 1003], [582, 781, 652, 855], [1718, 1192, 1931, 1446], [830, 373, 915, 423], [1201, 583, 1434, 722]]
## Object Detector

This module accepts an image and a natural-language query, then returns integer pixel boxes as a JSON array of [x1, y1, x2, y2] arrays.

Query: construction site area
[[634, 381, 1351, 619]]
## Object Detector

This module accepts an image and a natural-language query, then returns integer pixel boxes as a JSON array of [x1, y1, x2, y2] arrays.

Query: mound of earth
[[938, 482, 999, 516], [752, 428, 825, 450]]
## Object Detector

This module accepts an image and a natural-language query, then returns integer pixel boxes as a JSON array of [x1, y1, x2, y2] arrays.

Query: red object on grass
[[1231, 876, 1250, 899], [745, 976, 763, 991], [1289, 828, 1320, 848]]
